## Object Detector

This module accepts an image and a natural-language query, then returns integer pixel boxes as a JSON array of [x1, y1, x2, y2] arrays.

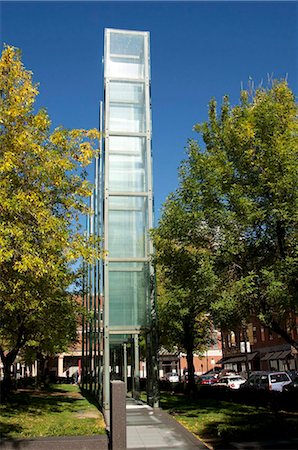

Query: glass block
[[109, 105, 145, 133], [108, 32, 145, 79], [109, 81, 144, 104], [108, 81, 145, 133], [108, 196, 148, 258], [109, 262, 149, 327], [109, 136, 147, 192], [109, 335, 130, 344]]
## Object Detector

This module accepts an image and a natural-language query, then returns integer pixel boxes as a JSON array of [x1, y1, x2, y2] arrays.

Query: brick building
[[219, 317, 298, 374]]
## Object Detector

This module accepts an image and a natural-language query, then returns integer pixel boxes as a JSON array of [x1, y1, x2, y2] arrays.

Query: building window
[[269, 330, 273, 341], [260, 327, 265, 342], [212, 331, 219, 349], [231, 331, 236, 347], [221, 334, 226, 349], [226, 334, 231, 348], [253, 326, 257, 343]]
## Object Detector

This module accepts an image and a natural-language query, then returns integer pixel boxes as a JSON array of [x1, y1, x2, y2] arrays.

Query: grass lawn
[[159, 391, 298, 446], [0, 384, 106, 439]]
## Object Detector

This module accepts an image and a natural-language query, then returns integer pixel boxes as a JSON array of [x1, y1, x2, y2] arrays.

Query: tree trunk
[[186, 345, 196, 395], [276, 220, 286, 259], [183, 316, 196, 395], [36, 352, 46, 388], [0, 347, 19, 401]]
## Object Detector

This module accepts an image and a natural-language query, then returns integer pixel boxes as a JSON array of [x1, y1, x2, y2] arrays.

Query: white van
[[245, 371, 292, 392]]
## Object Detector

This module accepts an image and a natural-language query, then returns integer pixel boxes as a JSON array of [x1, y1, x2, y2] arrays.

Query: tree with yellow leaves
[[0, 45, 100, 396]]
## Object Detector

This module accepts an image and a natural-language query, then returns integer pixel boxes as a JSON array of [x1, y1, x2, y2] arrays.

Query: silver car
[[215, 375, 246, 390], [245, 371, 292, 392]]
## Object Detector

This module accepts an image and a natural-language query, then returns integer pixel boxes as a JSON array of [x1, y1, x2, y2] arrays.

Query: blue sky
[[1, 1, 297, 222]]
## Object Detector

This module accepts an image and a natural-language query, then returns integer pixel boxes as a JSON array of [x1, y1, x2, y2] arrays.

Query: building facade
[[219, 318, 298, 374]]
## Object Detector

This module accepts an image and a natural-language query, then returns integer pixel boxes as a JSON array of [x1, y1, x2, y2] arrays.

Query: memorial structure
[[82, 28, 159, 411]]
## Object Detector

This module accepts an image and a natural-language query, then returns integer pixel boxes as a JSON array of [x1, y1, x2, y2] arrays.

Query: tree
[[169, 80, 298, 350], [152, 196, 217, 389], [0, 45, 100, 394]]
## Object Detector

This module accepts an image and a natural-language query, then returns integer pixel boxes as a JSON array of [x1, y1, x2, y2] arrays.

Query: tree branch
[[270, 320, 298, 351]]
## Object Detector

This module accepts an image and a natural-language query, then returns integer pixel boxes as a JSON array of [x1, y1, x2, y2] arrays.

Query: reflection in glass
[[109, 82, 145, 133], [108, 32, 145, 79], [108, 196, 148, 258], [110, 82, 144, 103], [109, 136, 147, 192], [109, 262, 149, 327]]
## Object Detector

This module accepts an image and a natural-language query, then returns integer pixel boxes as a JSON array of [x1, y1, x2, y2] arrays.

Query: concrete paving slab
[[126, 398, 208, 450]]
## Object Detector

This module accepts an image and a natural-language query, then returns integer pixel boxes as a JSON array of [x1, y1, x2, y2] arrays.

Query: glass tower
[[102, 29, 157, 410]]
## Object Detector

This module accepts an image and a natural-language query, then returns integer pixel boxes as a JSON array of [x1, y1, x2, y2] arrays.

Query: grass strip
[[159, 392, 298, 445], [0, 384, 106, 439]]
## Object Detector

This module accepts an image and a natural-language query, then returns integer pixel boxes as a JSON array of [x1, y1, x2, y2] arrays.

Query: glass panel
[[109, 262, 149, 327], [109, 82, 145, 133], [110, 82, 144, 103], [108, 32, 145, 79], [108, 196, 148, 258], [109, 334, 130, 344], [109, 104, 145, 133], [109, 136, 147, 192]]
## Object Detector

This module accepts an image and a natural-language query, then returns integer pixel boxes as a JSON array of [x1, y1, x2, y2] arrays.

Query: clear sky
[[1, 1, 297, 222]]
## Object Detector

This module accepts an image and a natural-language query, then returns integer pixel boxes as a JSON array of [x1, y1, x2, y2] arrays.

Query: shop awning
[[260, 352, 274, 361], [260, 349, 292, 361], [279, 350, 292, 359], [222, 352, 258, 365]]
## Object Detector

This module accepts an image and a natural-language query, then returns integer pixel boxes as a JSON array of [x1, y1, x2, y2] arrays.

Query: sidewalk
[[125, 397, 208, 449]]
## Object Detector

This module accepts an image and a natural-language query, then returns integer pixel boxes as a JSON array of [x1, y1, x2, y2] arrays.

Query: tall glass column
[[102, 29, 156, 410]]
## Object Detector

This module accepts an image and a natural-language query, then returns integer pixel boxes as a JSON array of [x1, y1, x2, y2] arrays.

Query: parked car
[[218, 369, 237, 379], [286, 370, 298, 380], [282, 375, 298, 393], [202, 367, 222, 377], [242, 371, 292, 392], [197, 374, 218, 385], [181, 373, 199, 383], [214, 375, 246, 389], [166, 371, 179, 383]]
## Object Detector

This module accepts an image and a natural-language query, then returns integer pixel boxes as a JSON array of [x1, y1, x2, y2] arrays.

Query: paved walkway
[[125, 398, 208, 449]]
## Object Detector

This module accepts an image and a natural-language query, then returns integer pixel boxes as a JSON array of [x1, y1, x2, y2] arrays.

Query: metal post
[[97, 100, 103, 402], [243, 325, 250, 379], [81, 258, 85, 387], [133, 335, 140, 400], [89, 195, 94, 392], [110, 381, 126, 450], [123, 343, 127, 392]]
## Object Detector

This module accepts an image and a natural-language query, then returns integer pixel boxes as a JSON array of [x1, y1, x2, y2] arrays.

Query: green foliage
[[156, 80, 298, 349], [0, 46, 100, 374], [153, 192, 217, 385]]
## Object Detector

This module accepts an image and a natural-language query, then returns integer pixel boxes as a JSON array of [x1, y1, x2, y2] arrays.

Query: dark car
[[202, 367, 222, 376], [182, 373, 199, 383], [286, 370, 298, 380], [283, 375, 298, 393], [197, 374, 218, 385]]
